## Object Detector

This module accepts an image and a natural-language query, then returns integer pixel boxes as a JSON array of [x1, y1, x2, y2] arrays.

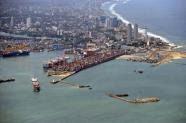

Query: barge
[[0, 78, 15, 83]]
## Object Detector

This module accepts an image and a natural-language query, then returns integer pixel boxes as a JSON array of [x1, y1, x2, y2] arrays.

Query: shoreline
[[101, 0, 182, 49]]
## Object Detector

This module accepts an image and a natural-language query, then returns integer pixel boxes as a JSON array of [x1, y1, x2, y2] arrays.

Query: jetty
[[106, 93, 160, 104]]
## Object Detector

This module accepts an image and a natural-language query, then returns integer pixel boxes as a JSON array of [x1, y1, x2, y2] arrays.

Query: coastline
[[101, 0, 182, 49]]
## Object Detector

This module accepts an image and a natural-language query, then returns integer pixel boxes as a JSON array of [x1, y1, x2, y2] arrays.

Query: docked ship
[[2, 43, 30, 58], [2, 50, 30, 57], [32, 78, 40, 92]]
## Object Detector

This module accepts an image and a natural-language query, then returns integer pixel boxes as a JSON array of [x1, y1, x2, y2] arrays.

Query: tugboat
[[32, 78, 40, 92], [50, 79, 60, 84]]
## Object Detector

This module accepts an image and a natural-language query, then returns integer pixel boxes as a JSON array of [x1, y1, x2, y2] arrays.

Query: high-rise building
[[144, 28, 148, 40], [26, 17, 32, 28], [127, 23, 132, 43], [89, 31, 92, 38], [134, 23, 138, 41], [97, 16, 107, 27], [57, 29, 63, 36], [112, 17, 119, 28], [105, 18, 111, 29], [0, 20, 2, 27], [100, 16, 107, 24], [10, 16, 14, 27], [143, 28, 149, 46]]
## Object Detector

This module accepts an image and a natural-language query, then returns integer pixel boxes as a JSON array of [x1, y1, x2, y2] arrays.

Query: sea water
[[1, 51, 186, 123]]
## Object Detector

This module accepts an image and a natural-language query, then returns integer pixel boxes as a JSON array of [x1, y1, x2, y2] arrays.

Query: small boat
[[138, 70, 144, 74], [134, 69, 144, 74], [78, 85, 91, 88], [115, 94, 129, 97], [50, 79, 60, 84], [32, 78, 40, 92]]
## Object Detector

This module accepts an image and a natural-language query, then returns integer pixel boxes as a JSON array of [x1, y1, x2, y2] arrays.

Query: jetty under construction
[[106, 93, 160, 104]]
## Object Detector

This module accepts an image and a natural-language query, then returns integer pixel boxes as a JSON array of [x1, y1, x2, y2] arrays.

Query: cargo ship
[[2, 50, 30, 57], [44, 49, 129, 74], [2, 43, 30, 58]]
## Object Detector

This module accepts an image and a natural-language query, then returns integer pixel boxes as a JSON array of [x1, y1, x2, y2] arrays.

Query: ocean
[[0, 0, 186, 123], [102, 0, 186, 48]]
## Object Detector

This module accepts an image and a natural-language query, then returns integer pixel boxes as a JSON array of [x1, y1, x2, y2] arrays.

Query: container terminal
[[43, 49, 130, 79]]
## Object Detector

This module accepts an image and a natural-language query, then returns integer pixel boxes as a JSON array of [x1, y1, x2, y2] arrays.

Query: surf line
[[108, 0, 180, 48]]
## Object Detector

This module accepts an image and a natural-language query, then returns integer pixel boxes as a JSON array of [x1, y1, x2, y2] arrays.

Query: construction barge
[[0, 78, 15, 84], [43, 50, 129, 79]]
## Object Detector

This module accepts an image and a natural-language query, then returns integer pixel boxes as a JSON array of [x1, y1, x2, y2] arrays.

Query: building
[[10, 16, 14, 27], [57, 29, 63, 36], [134, 23, 138, 41], [97, 16, 107, 27], [127, 23, 132, 43], [112, 17, 119, 28], [144, 28, 148, 41], [105, 17, 112, 29], [0, 20, 2, 27], [100, 16, 107, 24], [26, 17, 32, 28]]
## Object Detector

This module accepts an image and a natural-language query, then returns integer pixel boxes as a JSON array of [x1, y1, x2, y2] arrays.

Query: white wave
[[108, 0, 181, 48], [101, 1, 111, 6], [109, 3, 130, 24]]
